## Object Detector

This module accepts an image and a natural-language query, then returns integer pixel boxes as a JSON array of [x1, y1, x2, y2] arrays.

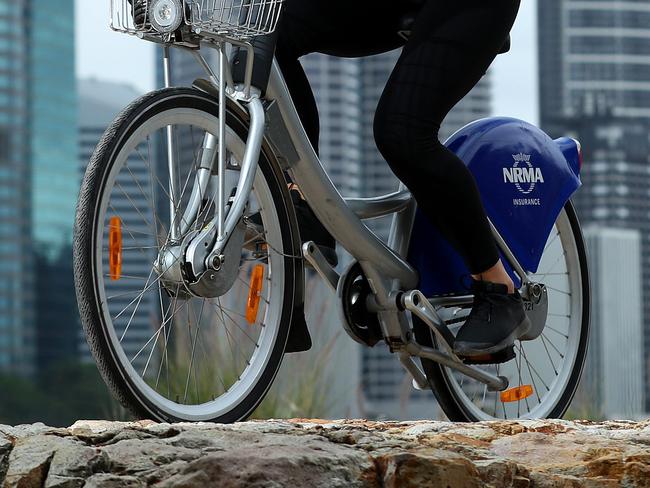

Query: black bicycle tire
[[414, 201, 591, 421], [74, 87, 302, 423]]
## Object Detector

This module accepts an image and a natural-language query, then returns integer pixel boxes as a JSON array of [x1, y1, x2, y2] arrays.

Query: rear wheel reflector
[[500, 384, 533, 403], [109, 216, 123, 281], [246, 264, 265, 324]]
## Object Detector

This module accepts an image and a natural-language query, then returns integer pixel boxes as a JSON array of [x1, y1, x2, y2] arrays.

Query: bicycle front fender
[[408, 117, 582, 296]]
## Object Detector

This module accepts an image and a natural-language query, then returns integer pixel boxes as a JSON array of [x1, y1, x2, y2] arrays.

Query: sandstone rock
[[4, 435, 60, 488], [1, 419, 650, 487]]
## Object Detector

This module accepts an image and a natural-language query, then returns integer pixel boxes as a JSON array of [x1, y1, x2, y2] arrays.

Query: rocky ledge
[[1, 419, 650, 487]]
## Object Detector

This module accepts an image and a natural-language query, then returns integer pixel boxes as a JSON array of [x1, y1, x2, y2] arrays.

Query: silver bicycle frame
[[164, 41, 533, 392]]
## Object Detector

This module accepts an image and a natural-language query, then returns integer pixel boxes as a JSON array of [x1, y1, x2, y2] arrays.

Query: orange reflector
[[109, 216, 123, 281], [500, 385, 534, 403], [246, 264, 265, 324]]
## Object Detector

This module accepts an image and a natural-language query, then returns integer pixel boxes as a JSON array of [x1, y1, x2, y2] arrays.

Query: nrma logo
[[503, 153, 544, 195]]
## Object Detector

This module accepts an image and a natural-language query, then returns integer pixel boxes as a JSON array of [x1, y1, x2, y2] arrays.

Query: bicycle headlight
[[149, 0, 184, 34]]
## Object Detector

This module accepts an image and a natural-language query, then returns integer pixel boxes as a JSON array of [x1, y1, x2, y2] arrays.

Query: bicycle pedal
[[461, 345, 516, 365]]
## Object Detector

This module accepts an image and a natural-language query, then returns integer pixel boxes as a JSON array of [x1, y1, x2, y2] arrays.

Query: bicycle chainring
[[340, 262, 383, 348]]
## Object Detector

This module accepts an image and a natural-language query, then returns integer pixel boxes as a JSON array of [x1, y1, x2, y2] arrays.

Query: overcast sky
[[76, 1, 538, 123]]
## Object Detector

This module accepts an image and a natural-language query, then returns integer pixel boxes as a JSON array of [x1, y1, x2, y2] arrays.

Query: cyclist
[[275, 0, 527, 360], [129, 0, 527, 360]]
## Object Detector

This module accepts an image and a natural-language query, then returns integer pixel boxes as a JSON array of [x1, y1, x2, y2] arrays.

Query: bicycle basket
[[110, 0, 285, 42]]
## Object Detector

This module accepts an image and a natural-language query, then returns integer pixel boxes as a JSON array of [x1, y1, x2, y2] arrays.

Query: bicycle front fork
[[160, 42, 266, 285]]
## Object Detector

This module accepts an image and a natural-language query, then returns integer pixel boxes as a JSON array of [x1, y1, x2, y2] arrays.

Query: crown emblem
[[512, 153, 531, 163]]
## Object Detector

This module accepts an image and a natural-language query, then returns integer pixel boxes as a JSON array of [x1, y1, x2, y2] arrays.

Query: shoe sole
[[453, 316, 532, 357], [461, 345, 516, 365]]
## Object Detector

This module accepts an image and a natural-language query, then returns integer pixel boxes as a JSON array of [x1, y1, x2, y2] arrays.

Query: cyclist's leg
[[276, 0, 404, 153], [274, 0, 405, 264], [373, 0, 519, 278], [373, 0, 525, 356]]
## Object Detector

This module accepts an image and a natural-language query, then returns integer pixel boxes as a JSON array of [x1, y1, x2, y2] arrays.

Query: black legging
[[275, 0, 520, 275]]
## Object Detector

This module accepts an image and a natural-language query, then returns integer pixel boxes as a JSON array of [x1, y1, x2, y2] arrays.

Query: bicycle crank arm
[[303, 241, 340, 292], [402, 289, 509, 391], [405, 341, 509, 391], [402, 290, 456, 355]]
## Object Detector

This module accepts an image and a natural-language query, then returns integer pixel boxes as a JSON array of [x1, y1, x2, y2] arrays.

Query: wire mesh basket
[[110, 0, 285, 42]]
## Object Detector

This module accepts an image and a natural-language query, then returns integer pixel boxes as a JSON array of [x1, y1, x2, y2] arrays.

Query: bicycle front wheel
[[415, 202, 590, 421], [74, 88, 301, 422]]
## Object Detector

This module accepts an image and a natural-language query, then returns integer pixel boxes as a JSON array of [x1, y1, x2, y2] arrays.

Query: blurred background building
[[30, 0, 79, 372], [0, 0, 34, 375], [0, 0, 78, 376], [582, 226, 645, 419], [538, 0, 650, 412]]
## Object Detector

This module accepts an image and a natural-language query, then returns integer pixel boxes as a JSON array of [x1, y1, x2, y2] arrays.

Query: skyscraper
[[302, 51, 493, 420], [582, 226, 644, 419], [538, 0, 650, 411], [29, 0, 78, 256], [27, 0, 79, 371], [0, 0, 35, 375]]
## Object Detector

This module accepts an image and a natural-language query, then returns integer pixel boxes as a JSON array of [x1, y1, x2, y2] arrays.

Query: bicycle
[[74, 0, 590, 422]]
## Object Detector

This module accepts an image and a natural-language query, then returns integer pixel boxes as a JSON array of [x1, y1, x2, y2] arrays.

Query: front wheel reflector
[[500, 384, 533, 403], [246, 265, 265, 324], [109, 216, 123, 281]]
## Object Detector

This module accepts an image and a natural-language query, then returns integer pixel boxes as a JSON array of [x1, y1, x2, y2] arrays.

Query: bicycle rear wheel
[[414, 202, 590, 420], [74, 88, 301, 422]]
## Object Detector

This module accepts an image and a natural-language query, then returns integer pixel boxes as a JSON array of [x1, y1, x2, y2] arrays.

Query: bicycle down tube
[[264, 59, 420, 291]]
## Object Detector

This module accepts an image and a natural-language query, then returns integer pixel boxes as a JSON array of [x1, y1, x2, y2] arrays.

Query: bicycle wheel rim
[[92, 106, 286, 421], [438, 207, 586, 420]]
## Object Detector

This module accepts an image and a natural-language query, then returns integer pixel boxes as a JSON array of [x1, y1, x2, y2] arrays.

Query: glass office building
[[0, 0, 35, 374], [539, 0, 650, 412], [27, 0, 79, 370], [28, 0, 77, 256], [0, 0, 78, 373]]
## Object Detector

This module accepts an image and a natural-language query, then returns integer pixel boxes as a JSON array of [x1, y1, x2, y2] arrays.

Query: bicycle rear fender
[[408, 117, 582, 296]]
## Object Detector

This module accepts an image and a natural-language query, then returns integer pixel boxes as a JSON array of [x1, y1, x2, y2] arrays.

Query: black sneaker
[[453, 279, 531, 358], [246, 189, 338, 267]]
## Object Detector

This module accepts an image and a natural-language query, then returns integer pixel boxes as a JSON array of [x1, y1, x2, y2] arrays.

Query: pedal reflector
[[500, 385, 533, 403], [109, 216, 123, 281], [246, 265, 265, 324]]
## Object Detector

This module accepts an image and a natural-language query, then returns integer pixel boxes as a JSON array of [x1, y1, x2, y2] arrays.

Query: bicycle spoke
[[544, 324, 569, 339], [519, 343, 542, 404], [541, 332, 565, 359], [183, 299, 206, 403], [539, 334, 559, 376]]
